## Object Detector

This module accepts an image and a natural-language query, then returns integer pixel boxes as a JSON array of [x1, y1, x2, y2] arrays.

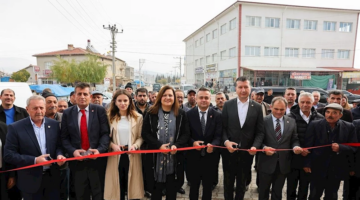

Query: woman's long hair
[[108, 89, 138, 123], [148, 85, 179, 116], [342, 95, 351, 110]]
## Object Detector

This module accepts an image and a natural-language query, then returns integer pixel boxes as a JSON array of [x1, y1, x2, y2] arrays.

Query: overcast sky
[[0, 0, 359, 75]]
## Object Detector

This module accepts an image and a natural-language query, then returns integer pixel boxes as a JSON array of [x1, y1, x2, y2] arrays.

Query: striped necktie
[[275, 118, 282, 142]]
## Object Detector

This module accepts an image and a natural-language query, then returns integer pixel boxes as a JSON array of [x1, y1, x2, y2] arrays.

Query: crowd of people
[[0, 77, 359, 200]]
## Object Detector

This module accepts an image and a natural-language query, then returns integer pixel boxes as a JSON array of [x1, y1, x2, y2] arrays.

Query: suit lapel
[[266, 115, 278, 142], [87, 104, 95, 132], [131, 117, 137, 143], [204, 108, 213, 136], [280, 116, 290, 143], [72, 106, 80, 135], [25, 119, 42, 155], [232, 99, 241, 128], [44, 120, 51, 154], [192, 108, 203, 137]]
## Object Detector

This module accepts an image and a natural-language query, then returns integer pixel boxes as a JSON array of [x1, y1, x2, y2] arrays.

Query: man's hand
[[35, 154, 51, 166], [248, 147, 257, 155], [160, 143, 170, 154], [207, 143, 213, 154], [293, 147, 303, 155], [264, 146, 275, 156], [225, 141, 238, 153], [56, 155, 66, 166], [301, 149, 310, 157], [303, 167, 311, 173], [170, 145, 177, 155], [111, 143, 121, 152], [73, 149, 86, 159], [193, 141, 204, 151], [129, 144, 138, 151], [332, 143, 339, 153], [88, 149, 100, 160], [7, 177, 15, 189]]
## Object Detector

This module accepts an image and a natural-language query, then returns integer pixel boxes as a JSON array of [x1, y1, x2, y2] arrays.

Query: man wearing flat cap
[[91, 91, 106, 107], [304, 103, 358, 200], [184, 89, 197, 109], [254, 88, 271, 117], [42, 93, 62, 122]]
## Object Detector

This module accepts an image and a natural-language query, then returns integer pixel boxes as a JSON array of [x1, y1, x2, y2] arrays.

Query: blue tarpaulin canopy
[[29, 84, 74, 97], [134, 80, 144, 86]]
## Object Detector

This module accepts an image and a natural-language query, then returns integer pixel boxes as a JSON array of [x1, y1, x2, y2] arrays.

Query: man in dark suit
[[351, 119, 360, 199], [67, 91, 76, 107], [316, 90, 353, 123], [312, 91, 325, 109], [187, 87, 222, 200], [255, 96, 302, 200], [4, 95, 66, 200], [222, 76, 264, 200], [61, 82, 110, 200], [304, 103, 357, 200]]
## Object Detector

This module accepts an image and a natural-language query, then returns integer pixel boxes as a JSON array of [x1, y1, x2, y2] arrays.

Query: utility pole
[[139, 59, 145, 87], [173, 56, 182, 77], [103, 24, 123, 92]]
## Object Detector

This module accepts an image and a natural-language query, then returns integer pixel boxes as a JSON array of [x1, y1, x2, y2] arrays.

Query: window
[[206, 33, 211, 42], [304, 20, 317, 30], [245, 46, 260, 56], [286, 19, 300, 29], [229, 18, 236, 30], [246, 16, 261, 27], [229, 47, 236, 58], [206, 55, 211, 64], [221, 50, 226, 60], [200, 37, 204, 45], [195, 40, 198, 47], [200, 58, 204, 66], [321, 49, 335, 59], [221, 24, 227, 35], [195, 59, 198, 66], [285, 48, 299, 57], [339, 22, 352, 32], [338, 50, 350, 59], [265, 17, 280, 28], [212, 29, 218, 39], [212, 53, 217, 62], [44, 62, 53, 69], [303, 48, 316, 58], [323, 21, 336, 31], [264, 47, 279, 56]]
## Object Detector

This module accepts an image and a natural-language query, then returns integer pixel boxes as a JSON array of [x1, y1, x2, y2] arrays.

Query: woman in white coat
[[104, 89, 144, 200]]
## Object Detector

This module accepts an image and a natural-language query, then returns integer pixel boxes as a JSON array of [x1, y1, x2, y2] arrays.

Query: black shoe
[[144, 191, 151, 198], [212, 185, 216, 191], [245, 185, 249, 191], [162, 189, 166, 196], [178, 188, 185, 194]]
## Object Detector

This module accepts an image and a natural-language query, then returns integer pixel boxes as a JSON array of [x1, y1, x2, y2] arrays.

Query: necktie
[[200, 111, 206, 135], [275, 118, 282, 142], [80, 110, 90, 150]]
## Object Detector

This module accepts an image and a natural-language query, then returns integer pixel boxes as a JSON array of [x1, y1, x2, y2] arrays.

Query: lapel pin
[[287, 121, 289, 123], [170, 120, 172, 123], [210, 115, 212, 118], [92, 110, 94, 112], [251, 104, 254, 106], [48, 126, 51, 128]]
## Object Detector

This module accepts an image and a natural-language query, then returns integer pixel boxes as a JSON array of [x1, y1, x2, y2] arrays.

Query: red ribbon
[[1, 143, 359, 173]]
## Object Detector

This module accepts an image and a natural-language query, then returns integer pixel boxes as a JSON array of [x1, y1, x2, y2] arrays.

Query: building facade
[[32, 40, 129, 87], [184, 1, 360, 90]]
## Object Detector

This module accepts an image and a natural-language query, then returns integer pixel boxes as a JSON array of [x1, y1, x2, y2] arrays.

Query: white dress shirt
[[237, 98, 249, 128], [198, 107, 209, 125], [77, 105, 89, 131], [31, 118, 48, 169], [271, 114, 284, 134], [118, 116, 130, 146], [300, 110, 311, 124]]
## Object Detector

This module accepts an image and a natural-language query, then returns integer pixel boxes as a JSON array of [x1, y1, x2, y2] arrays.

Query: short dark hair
[[70, 91, 75, 96], [328, 90, 343, 96], [198, 87, 210, 93], [1, 88, 15, 96], [135, 88, 148, 96], [271, 96, 288, 107], [175, 89, 185, 97], [235, 76, 249, 83], [75, 82, 90, 93]]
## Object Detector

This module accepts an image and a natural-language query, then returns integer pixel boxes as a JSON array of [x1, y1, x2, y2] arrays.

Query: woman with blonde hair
[[142, 85, 190, 200], [341, 95, 352, 110], [104, 89, 144, 200]]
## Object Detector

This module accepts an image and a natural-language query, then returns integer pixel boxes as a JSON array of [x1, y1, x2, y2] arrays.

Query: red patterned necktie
[[275, 118, 282, 141], [80, 110, 90, 150]]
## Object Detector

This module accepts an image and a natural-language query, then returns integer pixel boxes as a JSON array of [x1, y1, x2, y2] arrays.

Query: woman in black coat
[[0, 120, 13, 200], [142, 85, 190, 200]]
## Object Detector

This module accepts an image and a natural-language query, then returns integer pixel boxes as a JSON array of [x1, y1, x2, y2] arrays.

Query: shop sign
[[220, 69, 236, 78], [343, 72, 360, 78], [206, 64, 217, 72], [33, 65, 40, 73], [290, 72, 311, 80], [195, 67, 204, 73]]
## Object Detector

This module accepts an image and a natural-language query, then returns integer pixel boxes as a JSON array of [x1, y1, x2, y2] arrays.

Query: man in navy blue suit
[[61, 82, 110, 200], [4, 95, 66, 200], [186, 87, 222, 200]]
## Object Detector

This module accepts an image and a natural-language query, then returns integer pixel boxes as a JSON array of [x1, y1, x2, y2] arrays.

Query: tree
[[51, 55, 108, 84], [11, 69, 30, 82]]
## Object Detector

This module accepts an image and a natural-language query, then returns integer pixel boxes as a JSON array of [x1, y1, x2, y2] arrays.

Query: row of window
[[246, 16, 352, 32], [194, 47, 237, 66], [245, 46, 350, 59], [194, 18, 237, 47]]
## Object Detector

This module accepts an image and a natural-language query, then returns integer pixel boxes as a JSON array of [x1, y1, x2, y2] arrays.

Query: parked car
[[251, 86, 329, 103], [153, 83, 161, 92], [341, 90, 360, 103], [180, 84, 196, 98]]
